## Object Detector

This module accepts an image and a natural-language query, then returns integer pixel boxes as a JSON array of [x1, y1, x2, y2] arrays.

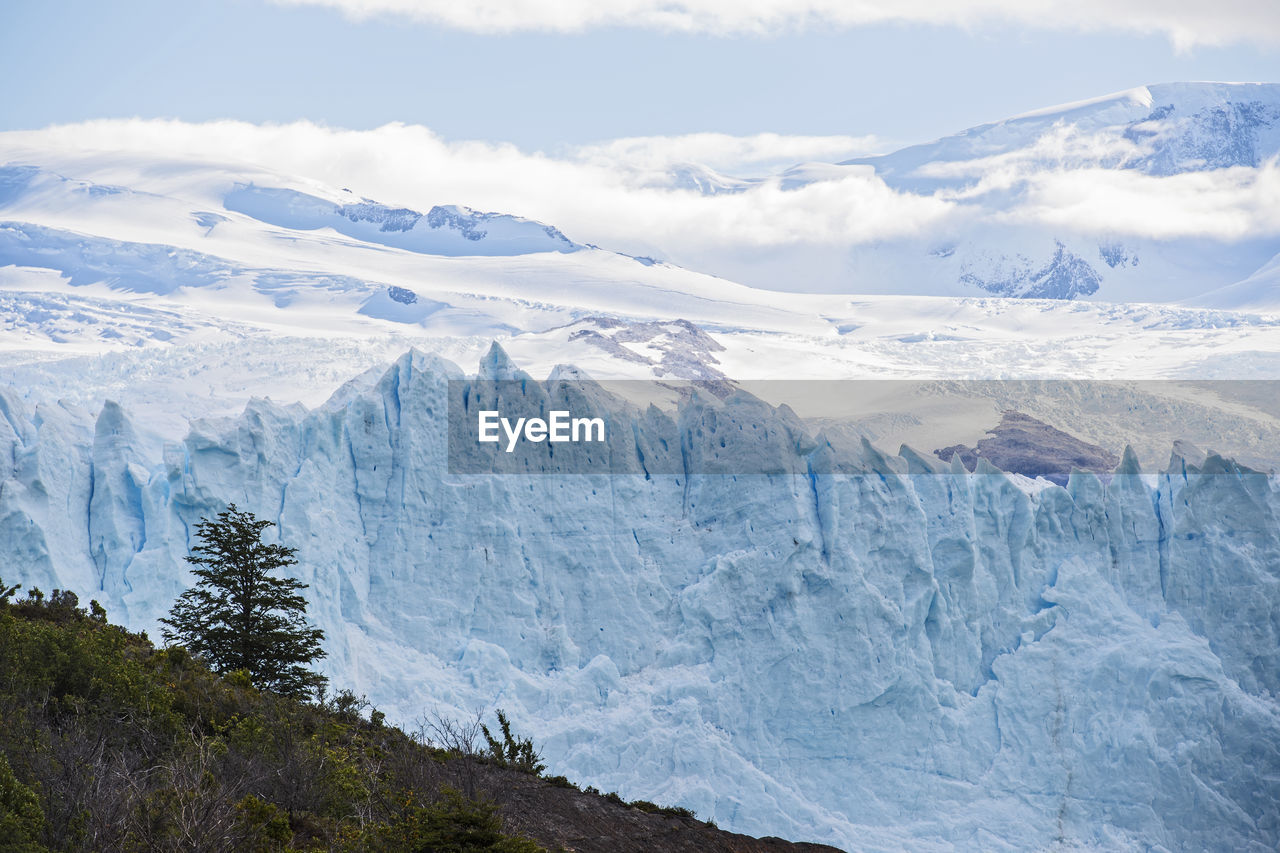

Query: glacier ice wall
[[1, 350, 1278, 851]]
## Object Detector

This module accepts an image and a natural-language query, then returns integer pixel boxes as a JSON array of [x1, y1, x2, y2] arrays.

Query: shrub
[[0, 752, 46, 853], [481, 710, 545, 776], [376, 787, 545, 852]]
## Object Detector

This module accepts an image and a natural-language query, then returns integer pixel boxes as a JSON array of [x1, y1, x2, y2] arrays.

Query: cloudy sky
[[3, 0, 1277, 152]]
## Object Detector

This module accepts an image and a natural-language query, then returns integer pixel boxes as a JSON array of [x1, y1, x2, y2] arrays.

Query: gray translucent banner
[[447, 379, 1280, 479]]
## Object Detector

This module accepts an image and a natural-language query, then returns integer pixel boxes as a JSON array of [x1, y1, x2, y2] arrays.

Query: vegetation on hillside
[[0, 581, 707, 852], [0, 581, 546, 852]]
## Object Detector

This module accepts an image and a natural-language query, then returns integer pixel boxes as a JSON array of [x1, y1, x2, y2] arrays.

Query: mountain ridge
[[4, 81, 1280, 307]]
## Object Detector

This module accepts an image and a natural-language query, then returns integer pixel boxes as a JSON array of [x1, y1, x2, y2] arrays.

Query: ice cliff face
[[2, 349, 1278, 851]]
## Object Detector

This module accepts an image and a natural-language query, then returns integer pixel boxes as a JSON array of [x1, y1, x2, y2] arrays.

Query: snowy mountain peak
[[846, 81, 1280, 186], [958, 241, 1102, 299], [223, 184, 581, 257]]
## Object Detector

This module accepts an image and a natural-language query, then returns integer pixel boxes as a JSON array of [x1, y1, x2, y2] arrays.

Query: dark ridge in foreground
[[492, 765, 843, 852], [0, 582, 841, 853]]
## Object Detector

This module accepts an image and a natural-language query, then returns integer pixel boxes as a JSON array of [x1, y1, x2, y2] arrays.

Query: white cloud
[[1013, 161, 1280, 240], [269, 0, 1280, 48], [0, 120, 949, 261], [574, 132, 884, 177], [923, 122, 1148, 201], [5, 116, 1278, 294], [921, 123, 1144, 182]]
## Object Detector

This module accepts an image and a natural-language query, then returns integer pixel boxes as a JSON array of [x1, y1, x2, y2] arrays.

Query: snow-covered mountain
[[223, 184, 580, 256], [848, 82, 1280, 184], [0, 156, 838, 347], [669, 83, 1280, 307], [5, 82, 1280, 319]]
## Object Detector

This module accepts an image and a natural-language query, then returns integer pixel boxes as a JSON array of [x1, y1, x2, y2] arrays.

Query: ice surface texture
[[1, 349, 1278, 851]]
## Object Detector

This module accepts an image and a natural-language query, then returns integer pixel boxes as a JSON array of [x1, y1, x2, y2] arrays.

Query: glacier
[[2, 347, 1278, 851]]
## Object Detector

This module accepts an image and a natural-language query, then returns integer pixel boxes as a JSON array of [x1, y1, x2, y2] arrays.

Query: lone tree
[[161, 504, 326, 697]]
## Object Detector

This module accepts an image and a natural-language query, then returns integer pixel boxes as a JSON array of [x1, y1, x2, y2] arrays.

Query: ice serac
[[2, 350, 1279, 851], [0, 390, 98, 596], [88, 401, 148, 597]]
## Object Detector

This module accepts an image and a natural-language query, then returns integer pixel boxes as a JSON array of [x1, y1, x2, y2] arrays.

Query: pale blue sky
[[3, 0, 1278, 152]]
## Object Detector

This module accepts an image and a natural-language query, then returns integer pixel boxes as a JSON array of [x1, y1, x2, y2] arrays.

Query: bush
[[630, 799, 697, 820], [542, 775, 576, 790], [376, 787, 545, 852], [481, 710, 545, 776], [0, 752, 46, 853]]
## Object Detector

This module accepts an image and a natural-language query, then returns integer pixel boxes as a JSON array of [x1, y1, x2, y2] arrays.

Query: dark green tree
[[161, 504, 326, 698]]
